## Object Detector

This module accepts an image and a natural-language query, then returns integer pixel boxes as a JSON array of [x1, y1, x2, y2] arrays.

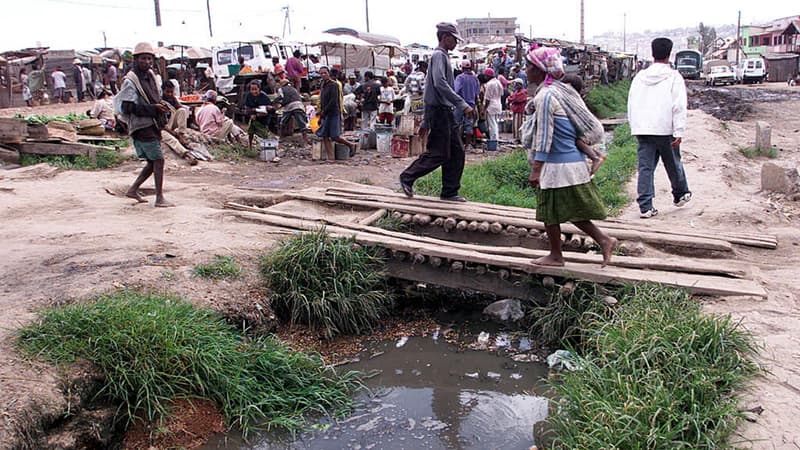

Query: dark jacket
[[319, 80, 340, 118]]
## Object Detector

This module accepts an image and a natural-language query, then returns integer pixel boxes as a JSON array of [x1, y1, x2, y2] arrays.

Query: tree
[[698, 22, 717, 56]]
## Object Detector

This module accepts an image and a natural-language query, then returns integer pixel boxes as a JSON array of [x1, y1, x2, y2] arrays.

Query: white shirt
[[379, 86, 395, 114], [52, 71, 67, 89], [484, 78, 503, 115], [627, 63, 687, 137]]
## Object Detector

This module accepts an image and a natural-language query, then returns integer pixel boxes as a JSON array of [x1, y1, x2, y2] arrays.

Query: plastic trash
[[396, 336, 409, 348], [510, 373, 523, 380], [495, 333, 511, 348], [465, 372, 479, 378], [486, 371, 502, 379], [546, 350, 583, 371], [476, 331, 491, 349]]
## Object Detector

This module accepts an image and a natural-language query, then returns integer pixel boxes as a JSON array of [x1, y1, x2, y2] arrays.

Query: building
[[455, 17, 518, 45], [737, 15, 800, 81]]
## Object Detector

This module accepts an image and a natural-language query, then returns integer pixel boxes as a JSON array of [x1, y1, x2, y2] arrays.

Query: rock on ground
[[482, 299, 524, 323]]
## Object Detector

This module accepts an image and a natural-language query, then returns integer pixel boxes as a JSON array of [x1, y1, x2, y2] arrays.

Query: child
[[378, 77, 395, 125], [506, 79, 527, 143], [563, 74, 606, 175]]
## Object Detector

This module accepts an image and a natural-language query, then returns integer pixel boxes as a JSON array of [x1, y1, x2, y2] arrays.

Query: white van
[[211, 39, 298, 79], [735, 57, 766, 84]]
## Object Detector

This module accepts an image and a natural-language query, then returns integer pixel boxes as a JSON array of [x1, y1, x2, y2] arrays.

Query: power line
[[36, 0, 201, 13]]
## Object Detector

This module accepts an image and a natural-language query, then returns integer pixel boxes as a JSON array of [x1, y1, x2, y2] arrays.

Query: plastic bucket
[[258, 138, 278, 161], [376, 132, 393, 153], [334, 145, 350, 160], [486, 139, 498, 151]]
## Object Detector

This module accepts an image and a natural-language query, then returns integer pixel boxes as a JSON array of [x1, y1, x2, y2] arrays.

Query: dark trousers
[[636, 135, 690, 212], [400, 106, 464, 198]]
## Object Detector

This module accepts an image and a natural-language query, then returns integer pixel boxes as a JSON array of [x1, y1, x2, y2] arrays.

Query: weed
[[538, 283, 760, 448], [354, 177, 374, 185], [584, 80, 631, 119], [375, 214, 410, 232], [212, 143, 259, 161], [193, 255, 242, 280], [260, 229, 393, 338], [17, 290, 360, 435], [720, 121, 730, 131], [415, 124, 637, 214], [737, 145, 778, 159], [19, 149, 129, 170]]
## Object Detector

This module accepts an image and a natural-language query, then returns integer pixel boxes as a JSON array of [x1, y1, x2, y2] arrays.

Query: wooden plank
[[358, 209, 387, 226], [286, 191, 734, 253], [13, 142, 101, 157], [231, 210, 766, 298], [226, 202, 749, 278], [0, 118, 28, 144], [324, 186, 777, 249]]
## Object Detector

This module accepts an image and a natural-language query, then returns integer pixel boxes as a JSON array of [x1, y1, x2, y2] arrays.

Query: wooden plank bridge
[[226, 182, 773, 299]]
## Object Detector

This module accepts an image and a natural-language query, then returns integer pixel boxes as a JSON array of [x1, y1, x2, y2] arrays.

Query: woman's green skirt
[[536, 182, 607, 225]]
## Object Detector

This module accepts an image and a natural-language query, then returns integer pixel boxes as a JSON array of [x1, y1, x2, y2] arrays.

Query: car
[[706, 65, 735, 86], [734, 57, 767, 84]]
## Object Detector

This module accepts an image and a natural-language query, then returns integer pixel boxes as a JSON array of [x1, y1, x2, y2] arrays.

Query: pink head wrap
[[483, 67, 495, 77], [526, 46, 564, 86]]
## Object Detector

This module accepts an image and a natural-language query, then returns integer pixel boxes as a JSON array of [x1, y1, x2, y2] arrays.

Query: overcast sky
[[2, 0, 796, 52]]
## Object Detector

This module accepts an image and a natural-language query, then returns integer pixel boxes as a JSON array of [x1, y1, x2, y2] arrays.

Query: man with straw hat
[[116, 42, 174, 207]]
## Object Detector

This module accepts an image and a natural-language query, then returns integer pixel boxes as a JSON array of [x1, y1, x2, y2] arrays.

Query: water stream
[[201, 331, 551, 449]]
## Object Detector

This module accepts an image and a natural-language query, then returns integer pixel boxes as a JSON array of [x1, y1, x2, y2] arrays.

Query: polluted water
[[201, 333, 551, 449]]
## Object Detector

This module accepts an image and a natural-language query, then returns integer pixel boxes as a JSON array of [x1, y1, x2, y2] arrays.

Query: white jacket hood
[[627, 63, 688, 137]]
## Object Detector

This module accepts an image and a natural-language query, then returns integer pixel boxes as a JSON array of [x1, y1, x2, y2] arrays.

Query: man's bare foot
[[600, 237, 618, 267], [154, 199, 176, 208], [532, 254, 565, 267], [125, 190, 147, 203], [590, 154, 607, 175]]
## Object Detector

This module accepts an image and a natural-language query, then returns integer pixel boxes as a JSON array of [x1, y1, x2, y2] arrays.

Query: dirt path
[[619, 104, 800, 449], [1, 96, 799, 447]]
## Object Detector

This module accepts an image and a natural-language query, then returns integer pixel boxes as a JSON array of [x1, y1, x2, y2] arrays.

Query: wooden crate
[[409, 135, 426, 156]]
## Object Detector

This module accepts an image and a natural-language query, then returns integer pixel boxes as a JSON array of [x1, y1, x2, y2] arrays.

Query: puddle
[[200, 335, 550, 449]]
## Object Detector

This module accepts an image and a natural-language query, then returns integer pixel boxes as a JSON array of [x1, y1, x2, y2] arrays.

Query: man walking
[[72, 59, 84, 102], [354, 71, 380, 137], [117, 42, 174, 207], [399, 22, 473, 202], [51, 66, 67, 103], [628, 37, 691, 218], [454, 60, 479, 148]]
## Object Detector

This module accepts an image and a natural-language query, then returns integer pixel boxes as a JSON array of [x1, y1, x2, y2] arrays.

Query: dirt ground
[[1, 83, 800, 448]]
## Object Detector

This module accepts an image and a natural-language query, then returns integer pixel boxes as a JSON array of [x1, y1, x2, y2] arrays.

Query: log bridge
[[226, 181, 773, 300]]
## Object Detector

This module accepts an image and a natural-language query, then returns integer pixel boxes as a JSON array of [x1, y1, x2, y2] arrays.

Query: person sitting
[[88, 89, 116, 130], [274, 79, 308, 144], [195, 90, 245, 144], [242, 81, 275, 148], [161, 81, 188, 130]]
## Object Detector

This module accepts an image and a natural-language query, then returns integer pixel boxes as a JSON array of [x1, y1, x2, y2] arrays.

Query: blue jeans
[[453, 105, 474, 134], [636, 135, 690, 212]]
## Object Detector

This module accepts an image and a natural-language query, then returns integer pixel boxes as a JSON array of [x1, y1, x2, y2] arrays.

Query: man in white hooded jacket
[[628, 37, 692, 218]]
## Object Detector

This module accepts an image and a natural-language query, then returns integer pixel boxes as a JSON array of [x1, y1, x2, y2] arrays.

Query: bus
[[675, 49, 703, 79]]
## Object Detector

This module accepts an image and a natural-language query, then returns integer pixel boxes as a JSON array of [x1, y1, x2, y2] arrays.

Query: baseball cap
[[436, 22, 463, 42]]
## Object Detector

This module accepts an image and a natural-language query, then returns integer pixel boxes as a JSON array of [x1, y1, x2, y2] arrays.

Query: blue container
[[487, 139, 498, 151]]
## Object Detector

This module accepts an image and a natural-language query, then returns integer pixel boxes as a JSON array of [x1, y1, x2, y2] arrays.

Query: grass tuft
[[17, 290, 360, 435], [19, 149, 129, 170], [537, 283, 760, 448], [193, 255, 242, 280], [212, 143, 259, 161], [415, 123, 637, 214], [260, 229, 393, 338], [738, 145, 778, 159], [584, 80, 631, 119], [375, 214, 410, 232]]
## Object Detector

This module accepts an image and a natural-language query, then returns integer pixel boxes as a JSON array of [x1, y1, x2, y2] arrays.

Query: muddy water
[[201, 334, 550, 450]]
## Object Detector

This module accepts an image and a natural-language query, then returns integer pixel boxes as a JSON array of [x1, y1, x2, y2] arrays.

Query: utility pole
[[102, 31, 107, 48], [623, 13, 627, 52], [206, 0, 213, 37], [281, 5, 291, 38], [153, 0, 162, 26], [365, 0, 370, 32], [154, 0, 162, 46], [580, 0, 585, 44], [735, 10, 742, 65]]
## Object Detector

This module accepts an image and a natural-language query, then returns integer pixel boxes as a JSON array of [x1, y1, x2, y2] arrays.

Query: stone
[[761, 162, 800, 194], [755, 121, 772, 150], [482, 298, 525, 323]]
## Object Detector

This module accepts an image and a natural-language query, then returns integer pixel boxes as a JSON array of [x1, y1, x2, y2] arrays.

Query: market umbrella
[[371, 42, 408, 59], [310, 33, 373, 70]]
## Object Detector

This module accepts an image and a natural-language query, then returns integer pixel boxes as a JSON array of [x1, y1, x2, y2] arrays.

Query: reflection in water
[[200, 336, 549, 450]]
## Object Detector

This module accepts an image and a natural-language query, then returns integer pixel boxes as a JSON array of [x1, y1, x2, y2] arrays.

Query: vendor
[[243, 81, 275, 148], [196, 90, 246, 144], [88, 89, 115, 130], [274, 79, 308, 144]]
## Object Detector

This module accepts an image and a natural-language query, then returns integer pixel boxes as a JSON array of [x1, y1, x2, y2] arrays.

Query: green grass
[[375, 214, 410, 232], [738, 145, 778, 159], [212, 143, 259, 161], [19, 149, 129, 170], [584, 80, 631, 119], [534, 283, 760, 449], [17, 290, 360, 435], [193, 255, 242, 280], [260, 229, 393, 338], [415, 123, 638, 214]]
